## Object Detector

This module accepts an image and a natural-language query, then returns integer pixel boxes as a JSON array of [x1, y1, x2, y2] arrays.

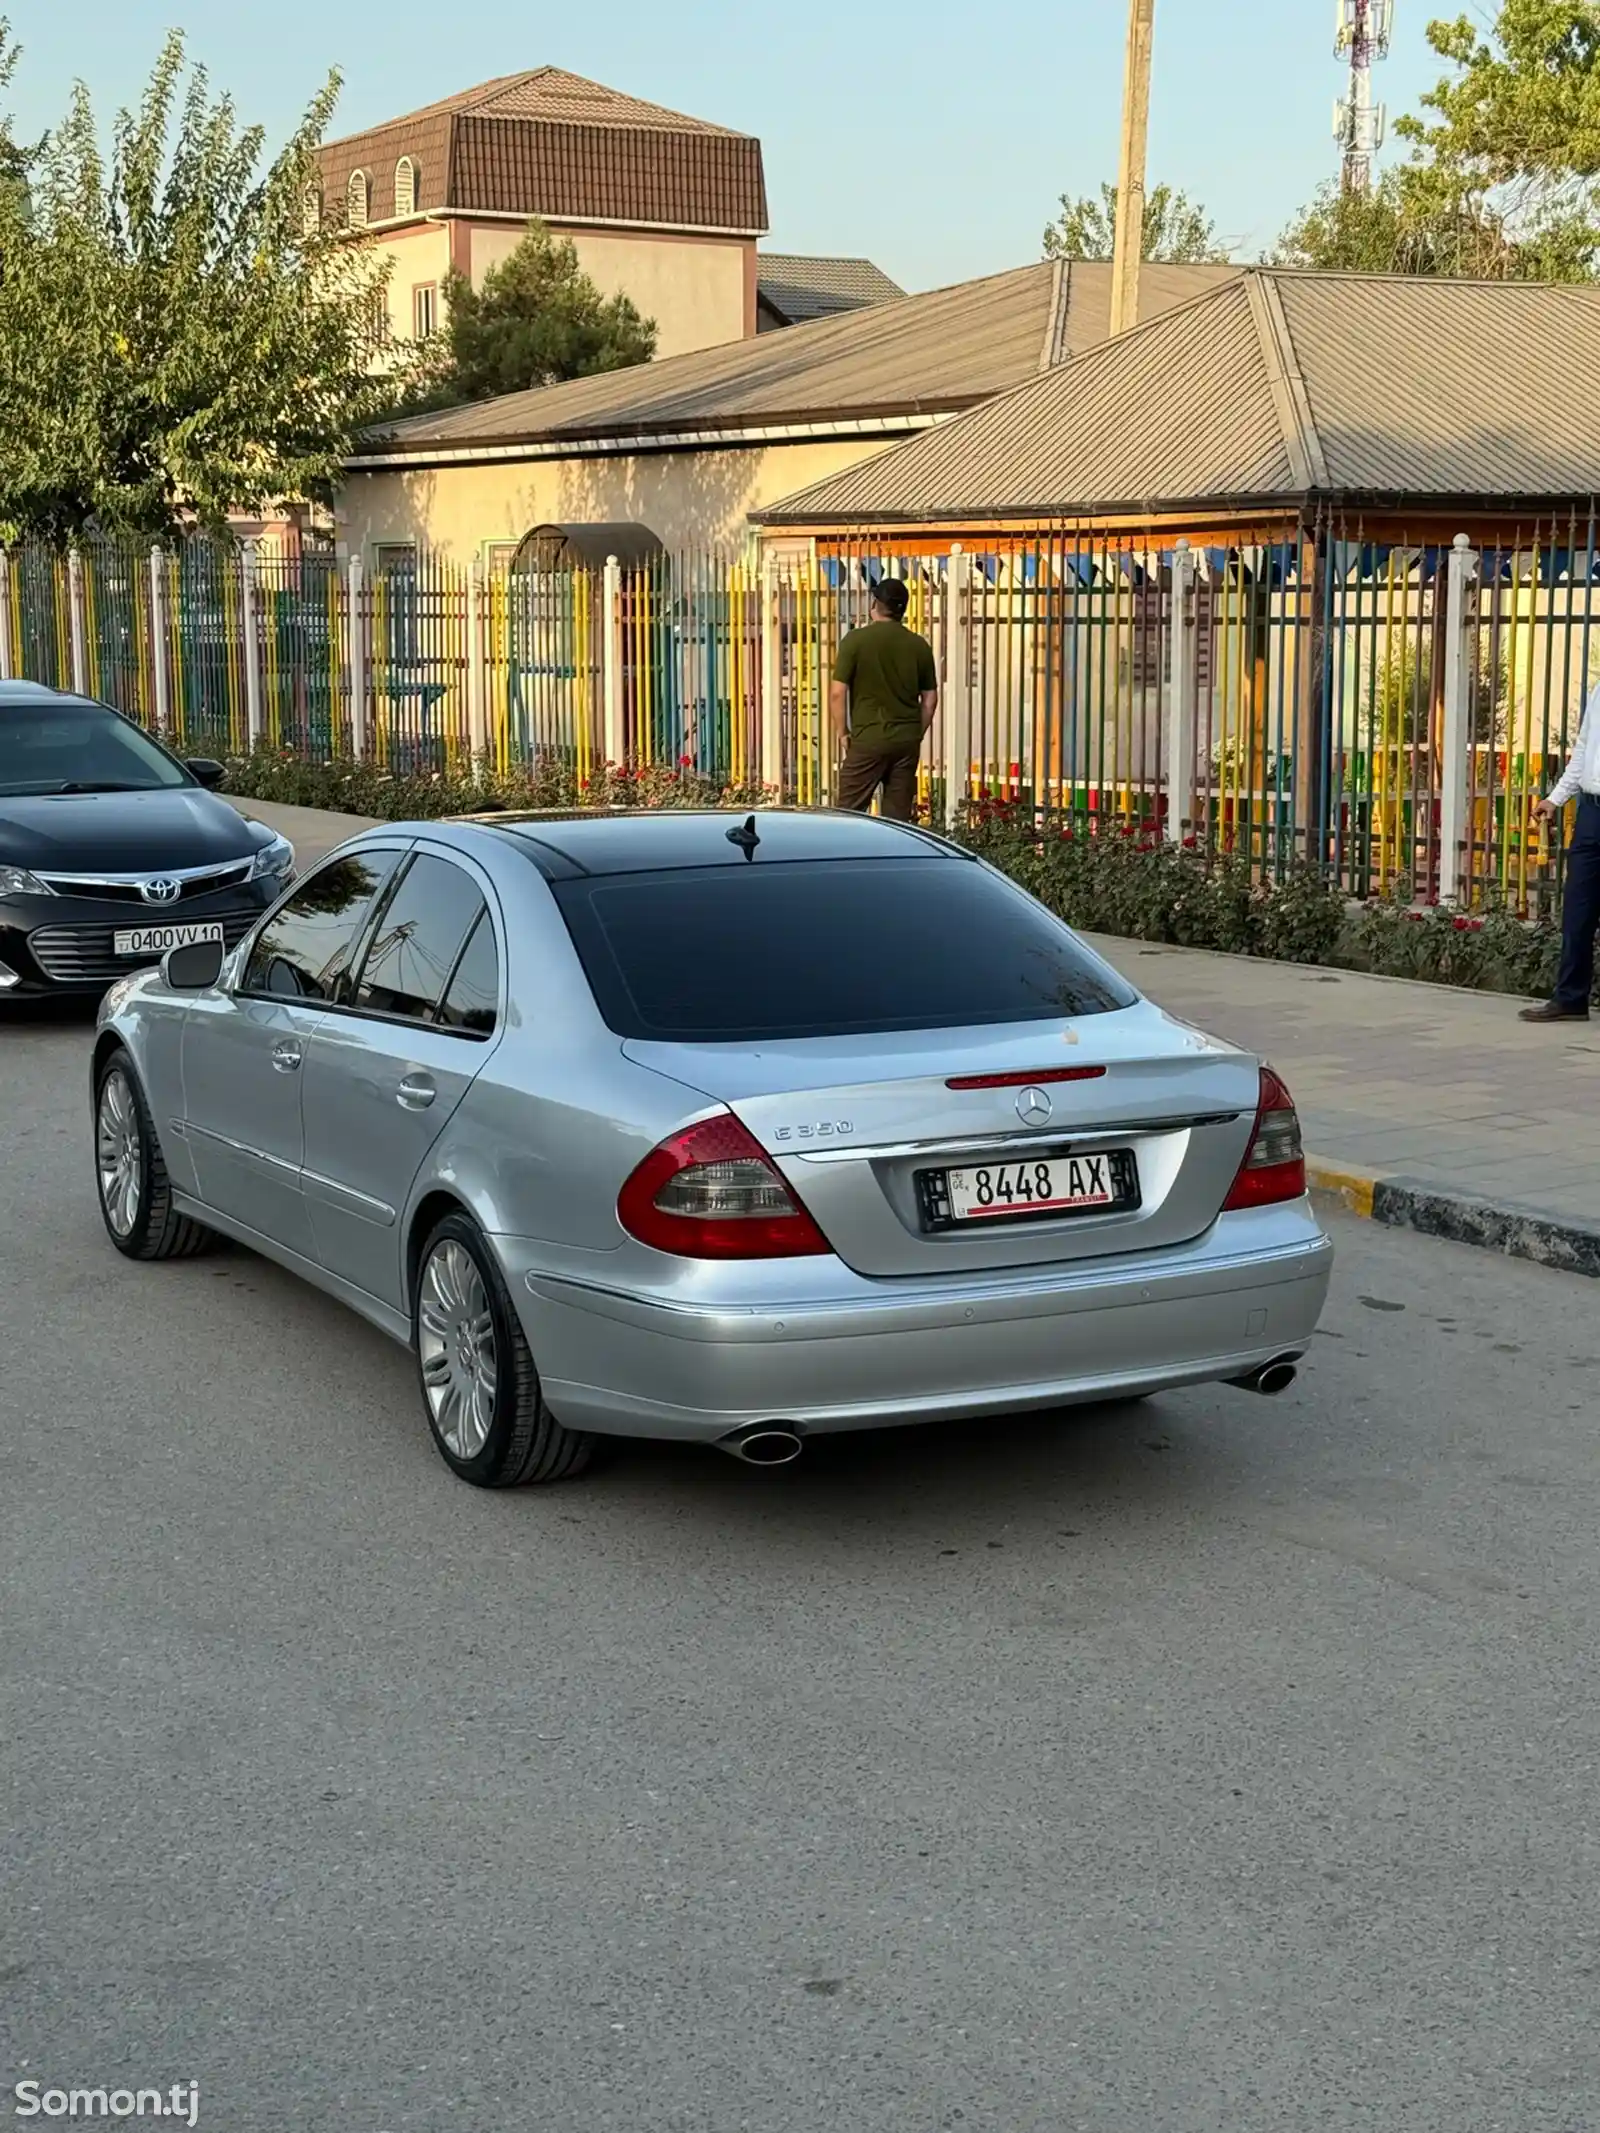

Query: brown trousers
[[835, 739, 922, 822]]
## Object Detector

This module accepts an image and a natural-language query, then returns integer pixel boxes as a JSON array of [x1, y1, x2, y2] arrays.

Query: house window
[[394, 156, 417, 218], [412, 283, 438, 341], [374, 546, 419, 668], [347, 169, 369, 229]]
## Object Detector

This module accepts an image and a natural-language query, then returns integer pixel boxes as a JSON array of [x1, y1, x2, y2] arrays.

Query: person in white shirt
[[1522, 681, 1600, 1022]]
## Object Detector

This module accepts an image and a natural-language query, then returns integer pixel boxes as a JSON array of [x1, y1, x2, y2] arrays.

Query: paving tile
[[1082, 932, 1597, 1234]]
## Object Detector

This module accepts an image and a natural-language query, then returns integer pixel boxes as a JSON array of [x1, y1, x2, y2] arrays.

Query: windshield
[[552, 858, 1137, 1042], [0, 699, 191, 796]]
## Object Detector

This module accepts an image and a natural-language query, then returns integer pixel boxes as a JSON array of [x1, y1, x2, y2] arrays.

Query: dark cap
[[871, 577, 910, 621]]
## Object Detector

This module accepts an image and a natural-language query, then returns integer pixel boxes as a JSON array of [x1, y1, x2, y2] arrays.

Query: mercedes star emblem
[[1015, 1086, 1053, 1126]]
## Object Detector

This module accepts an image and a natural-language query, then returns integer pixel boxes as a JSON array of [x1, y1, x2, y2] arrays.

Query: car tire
[[413, 1212, 595, 1488], [94, 1049, 216, 1262]]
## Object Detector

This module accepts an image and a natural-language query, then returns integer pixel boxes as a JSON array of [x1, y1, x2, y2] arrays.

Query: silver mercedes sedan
[[91, 809, 1332, 1486]]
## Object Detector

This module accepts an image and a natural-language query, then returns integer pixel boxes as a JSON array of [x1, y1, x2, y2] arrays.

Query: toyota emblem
[[139, 878, 182, 905], [1015, 1086, 1053, 1127]]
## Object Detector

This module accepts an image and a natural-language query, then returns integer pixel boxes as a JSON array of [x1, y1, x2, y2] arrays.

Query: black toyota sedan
[[0, 683, 294, 998]]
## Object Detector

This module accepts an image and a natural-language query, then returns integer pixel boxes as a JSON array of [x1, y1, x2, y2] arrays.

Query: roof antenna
[[726, 813, 760, 861]]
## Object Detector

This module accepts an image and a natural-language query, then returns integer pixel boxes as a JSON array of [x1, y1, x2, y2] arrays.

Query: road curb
[[1308, 1157, 1600, 1281]]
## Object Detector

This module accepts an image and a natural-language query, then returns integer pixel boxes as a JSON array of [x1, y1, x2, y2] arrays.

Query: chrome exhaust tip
[[719, 1425, 805, 1467], [1229, 1355, 1300, 1397]]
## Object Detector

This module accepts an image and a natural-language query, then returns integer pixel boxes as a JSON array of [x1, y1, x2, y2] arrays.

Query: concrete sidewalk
[[234, 795, 1600, 1278]]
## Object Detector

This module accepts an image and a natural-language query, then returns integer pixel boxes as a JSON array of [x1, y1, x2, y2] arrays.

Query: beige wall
[[355, 215, 752, 360], [370, 223, 453, 343], [469, 221, 752, 357], [336, 435, 908, 561]]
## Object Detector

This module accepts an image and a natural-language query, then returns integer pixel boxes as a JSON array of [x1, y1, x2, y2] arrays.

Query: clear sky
[[6, 0, 1456, 290]]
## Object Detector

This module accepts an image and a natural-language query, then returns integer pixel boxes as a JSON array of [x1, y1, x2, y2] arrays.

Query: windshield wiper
[[53, 781, 155, 794]]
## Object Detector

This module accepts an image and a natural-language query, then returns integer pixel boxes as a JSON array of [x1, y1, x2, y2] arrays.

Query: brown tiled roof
[[352, 259, 1233, 461], [756, 268, 1600, 525], [316, 67, 766, 233], [757, 255, 906, 327]]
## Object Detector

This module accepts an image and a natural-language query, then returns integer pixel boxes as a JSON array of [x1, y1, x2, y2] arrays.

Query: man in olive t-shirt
[[829, 578, 939, 821]]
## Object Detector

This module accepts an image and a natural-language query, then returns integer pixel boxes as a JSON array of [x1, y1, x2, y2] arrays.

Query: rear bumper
[[504, 1203, 1334, 1442]]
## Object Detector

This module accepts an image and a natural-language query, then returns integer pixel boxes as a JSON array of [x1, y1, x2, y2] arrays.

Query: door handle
[[272, 1040, 302, 1073], [397, 1073, 437, 1109]]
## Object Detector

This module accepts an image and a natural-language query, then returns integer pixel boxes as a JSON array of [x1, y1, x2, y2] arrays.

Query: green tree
[[1373, 637, 1507, 749], [398, 222, 656, 415], [0, 20, 39, 217], [1272, 0, 1600, 277], [0, 30, 395, 543], [1042, 181, 1230, 263]]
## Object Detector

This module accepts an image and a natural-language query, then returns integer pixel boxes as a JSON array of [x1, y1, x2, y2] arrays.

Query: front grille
[[37, 861, 255, 905], [28, 912, 258, 984]]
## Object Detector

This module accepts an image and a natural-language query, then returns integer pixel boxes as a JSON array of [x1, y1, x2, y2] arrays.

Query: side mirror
[[162, 937, 226, 990], [186, 757, 226, 790]]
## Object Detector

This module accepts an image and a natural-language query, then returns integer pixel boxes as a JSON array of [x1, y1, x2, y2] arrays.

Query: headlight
[[0, 865, 55, 898], [247, 833, 294, 882]]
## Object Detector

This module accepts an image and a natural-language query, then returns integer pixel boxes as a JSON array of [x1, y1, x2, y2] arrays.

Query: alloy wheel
[[418, 1239, 498, 1459], [97, 1068, 143, 1240]]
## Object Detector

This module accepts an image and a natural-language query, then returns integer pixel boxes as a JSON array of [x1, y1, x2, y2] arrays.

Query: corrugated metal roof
[[317, 68, 764, 233], [358, 263, 1061, 456], [1274, 273, 1600, 497], [757, 268, 1600, 524], [757, 255, 906, 326], [1053, 258, 1239, 360], [356, 258, 1233, 461]]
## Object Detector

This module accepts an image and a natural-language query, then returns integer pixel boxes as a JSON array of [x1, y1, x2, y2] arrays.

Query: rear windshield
[[552, 857, 1135, 1042]]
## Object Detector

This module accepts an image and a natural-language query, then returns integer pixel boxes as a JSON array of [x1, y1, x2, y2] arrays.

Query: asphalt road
[[4, 1003, 1599, 2133]]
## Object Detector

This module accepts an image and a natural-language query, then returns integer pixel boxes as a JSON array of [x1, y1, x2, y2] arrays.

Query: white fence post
[[1165, 538, 1197, 842], [602, 555, 624, 766], [240, 540, 264, 750], [67, 548, 89, 697], [466, 558, 488, 768], [149, 547, 172, 738], [760, 553, 782, 796], [0, 550, 12, 681], [1440, 531, 1480, 905], [941, 544, 972, 830], [347, 553, 369, 759]]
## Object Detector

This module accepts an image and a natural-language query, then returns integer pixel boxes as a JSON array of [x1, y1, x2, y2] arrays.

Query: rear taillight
[[1223, 1066, 1307, 1211], [617, 1113, 831, 1259]]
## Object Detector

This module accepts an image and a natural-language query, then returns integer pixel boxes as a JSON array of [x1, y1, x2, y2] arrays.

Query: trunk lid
[[622, 1001, 1265, 1276]]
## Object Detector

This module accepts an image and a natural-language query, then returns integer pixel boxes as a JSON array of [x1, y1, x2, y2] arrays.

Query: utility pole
[[1109, 0, 1156, 338]]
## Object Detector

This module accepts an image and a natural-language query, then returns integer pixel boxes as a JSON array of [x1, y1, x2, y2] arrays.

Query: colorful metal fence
[[2, 523, 1595, 909]]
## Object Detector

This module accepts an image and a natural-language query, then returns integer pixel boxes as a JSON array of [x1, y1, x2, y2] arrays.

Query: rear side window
[[353, 854, 485, 1024], [552, 858, 1135, 1042], [242, 850, 402, 1004], [435, 910, 499, 1036]]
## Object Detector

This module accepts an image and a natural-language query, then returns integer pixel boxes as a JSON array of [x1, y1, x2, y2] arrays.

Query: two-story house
[[315, 68, 770, 360]]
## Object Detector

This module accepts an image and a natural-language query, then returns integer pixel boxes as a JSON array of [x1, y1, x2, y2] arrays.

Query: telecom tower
[[1334, 0, 1393, 193]]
